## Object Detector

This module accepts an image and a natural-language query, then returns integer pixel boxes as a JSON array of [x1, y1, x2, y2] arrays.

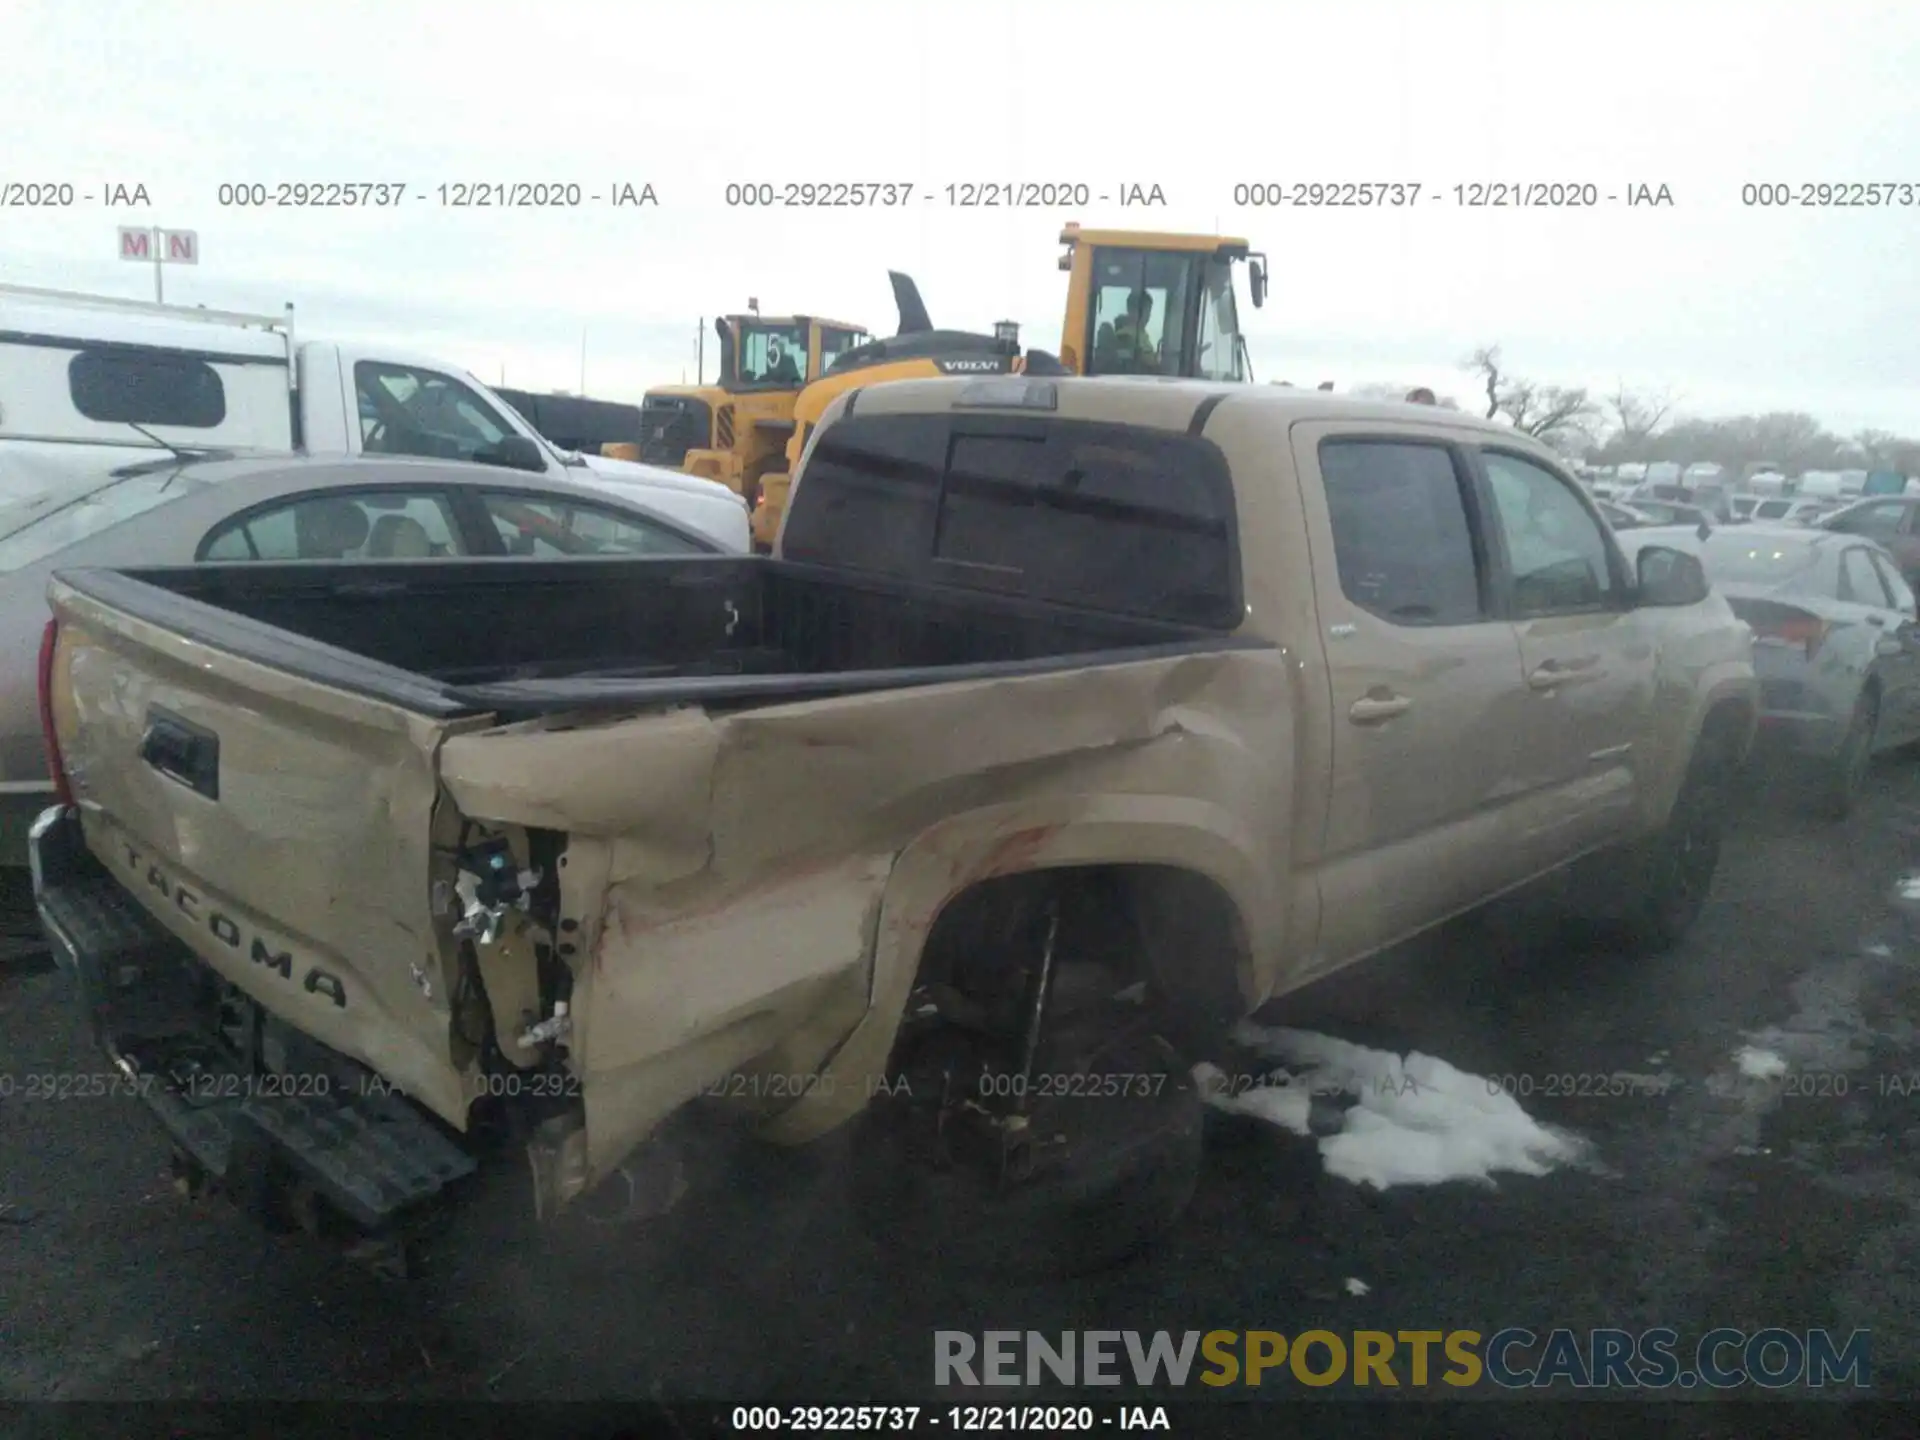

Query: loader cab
[[719, 315, 873, 391], [1056, 225, 1265, 383]]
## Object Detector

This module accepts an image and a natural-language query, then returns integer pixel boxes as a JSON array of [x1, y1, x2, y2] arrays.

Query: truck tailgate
[[46, 577, 480, 1126]]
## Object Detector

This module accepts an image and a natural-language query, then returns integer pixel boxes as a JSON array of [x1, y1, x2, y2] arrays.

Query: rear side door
[[1472, 446, 1655, 856], [1289, 426, 1532, 968], [1843, 546, 1920, 742]]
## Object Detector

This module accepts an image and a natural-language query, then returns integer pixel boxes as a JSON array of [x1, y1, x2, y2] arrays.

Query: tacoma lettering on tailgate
[[120, 841, 348, 1009]]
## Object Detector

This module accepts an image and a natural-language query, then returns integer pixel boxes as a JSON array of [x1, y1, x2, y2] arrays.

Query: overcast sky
[[6, 0, 1918, 434]]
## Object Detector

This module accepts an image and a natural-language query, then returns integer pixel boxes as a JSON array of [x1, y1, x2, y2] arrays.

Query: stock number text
[[1742, 182, 1920, 207], [725, 182, 916, 207]]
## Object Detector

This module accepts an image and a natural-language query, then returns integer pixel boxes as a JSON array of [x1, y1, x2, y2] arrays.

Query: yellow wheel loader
[[629, 311, 873, 508], [746, 224, 1269, 550]]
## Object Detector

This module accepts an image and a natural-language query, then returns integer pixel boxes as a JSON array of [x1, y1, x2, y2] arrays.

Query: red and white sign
[[118, 227, 199, 263]]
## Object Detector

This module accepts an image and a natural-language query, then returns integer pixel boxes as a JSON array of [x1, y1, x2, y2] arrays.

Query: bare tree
[[1605, 384, 1677, 448], [1465, 346, 1503, 419], [1854, 429, 1899, 467], [1463, 344, 1599, 449]]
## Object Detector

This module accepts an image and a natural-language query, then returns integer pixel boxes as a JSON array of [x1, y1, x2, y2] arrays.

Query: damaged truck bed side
[[32, 375, 1756, 1270]]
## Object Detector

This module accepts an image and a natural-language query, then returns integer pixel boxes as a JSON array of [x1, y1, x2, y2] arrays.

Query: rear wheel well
[[911, 863, 1251, 1059]]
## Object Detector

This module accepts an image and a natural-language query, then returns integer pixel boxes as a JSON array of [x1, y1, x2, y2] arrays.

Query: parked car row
[[1622, 522, 1920, 815]]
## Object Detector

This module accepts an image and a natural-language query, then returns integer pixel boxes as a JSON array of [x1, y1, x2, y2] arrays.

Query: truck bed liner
[[53, 554, 1245, 720]]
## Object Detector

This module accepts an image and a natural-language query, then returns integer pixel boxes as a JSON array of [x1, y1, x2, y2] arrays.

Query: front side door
[[1847, 546, 1920, 743], [1292, 427, 1532, 968], [1474, 447, 1655, 859], [339, 352, 545, 474]]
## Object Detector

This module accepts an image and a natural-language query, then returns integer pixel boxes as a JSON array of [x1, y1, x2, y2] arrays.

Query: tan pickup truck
[[31, 376, 1756, 1274]]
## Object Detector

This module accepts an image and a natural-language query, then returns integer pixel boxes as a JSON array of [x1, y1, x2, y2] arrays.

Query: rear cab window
[[780, 412, 1240, 627], [0, 335, 292, 449], [69, 348, 225, 427]]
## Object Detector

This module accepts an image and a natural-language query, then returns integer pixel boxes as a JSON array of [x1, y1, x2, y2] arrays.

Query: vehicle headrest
[[369, 513, 432, 557], [297, 499, 371, 555]]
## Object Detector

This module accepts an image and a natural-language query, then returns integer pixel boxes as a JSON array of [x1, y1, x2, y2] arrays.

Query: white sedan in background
[[1629, 524, 1920, 817]]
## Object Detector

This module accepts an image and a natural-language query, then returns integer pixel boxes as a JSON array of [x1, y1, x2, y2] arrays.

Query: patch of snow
[[1217, 1024, 1590, 1191], [1735, 1045, 1788, 1080], [1344, 1277, 1370, 1297], [1863, 942, 1894, 959], [1191, 1061, 1312, 1135]]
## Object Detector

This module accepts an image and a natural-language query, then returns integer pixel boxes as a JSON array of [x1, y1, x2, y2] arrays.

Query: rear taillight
[[1736, 604, 1830, 659], [37, 619, 73, 806]]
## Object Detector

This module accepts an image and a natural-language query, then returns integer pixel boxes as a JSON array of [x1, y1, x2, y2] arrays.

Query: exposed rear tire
[[845, 1010, 1204, 1280]]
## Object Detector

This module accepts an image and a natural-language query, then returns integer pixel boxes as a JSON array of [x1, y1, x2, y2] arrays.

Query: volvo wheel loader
[[745, 224, 1269, 549], [631, 309, 874, 507]]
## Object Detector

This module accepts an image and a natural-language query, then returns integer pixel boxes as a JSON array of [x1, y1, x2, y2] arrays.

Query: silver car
[[1750, 496, 1838, 526], [1650, 523, 1920, 816], [0, 452, 737, 863]]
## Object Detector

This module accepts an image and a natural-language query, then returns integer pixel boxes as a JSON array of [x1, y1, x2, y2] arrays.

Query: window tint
[[201, 490, 465, 560], [1754, 500, 1791, 520], [1831, 500, 1910, 537], [1482, 451, 1616, 614], [780, 414, 947, 575], [781, 414, 1238, 626], [355, 362, 517, 464], [1871, 552, 1916, 616], [479, 494, 707, 556], [68, 348, 226, 428], [1318, 440, 1482, 627], [932, 424, 1234, 624], [1840, 548, 1894, 607]]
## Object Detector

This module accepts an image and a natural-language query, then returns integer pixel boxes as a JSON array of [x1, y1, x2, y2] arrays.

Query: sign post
[[118, 227, 199, 302]]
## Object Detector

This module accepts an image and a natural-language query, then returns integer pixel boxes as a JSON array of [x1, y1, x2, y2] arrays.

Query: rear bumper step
[[30, 805, 476, 1230]]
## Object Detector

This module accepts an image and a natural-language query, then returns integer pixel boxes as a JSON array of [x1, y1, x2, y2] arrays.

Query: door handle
[[1349, 693, 1412, 724], [139, 708, 221, 800], [1527, 658, 1607, 691]]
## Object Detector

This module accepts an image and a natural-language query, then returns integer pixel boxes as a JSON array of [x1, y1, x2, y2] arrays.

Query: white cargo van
[[0, 285, 749, 551]]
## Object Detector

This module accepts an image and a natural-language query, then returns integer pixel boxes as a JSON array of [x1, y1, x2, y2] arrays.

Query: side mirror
[[485, 434, 549, 473], [1636, 545, 1710, 607], [1249, 260, 1267, 309]]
